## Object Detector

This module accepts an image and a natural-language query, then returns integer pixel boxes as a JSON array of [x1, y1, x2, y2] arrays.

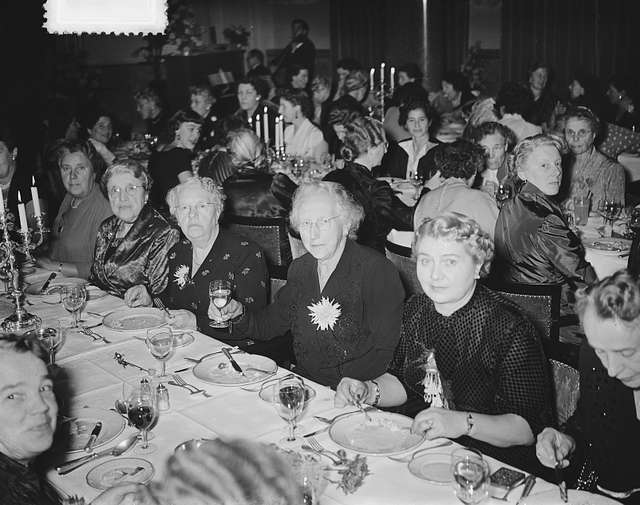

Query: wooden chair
[[385, 240, 422, 298], [549, 358, 580, 425]]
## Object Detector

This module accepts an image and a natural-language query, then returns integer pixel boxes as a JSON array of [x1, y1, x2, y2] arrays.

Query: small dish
[[193, 354, 277, 386], [86, 457, 154, 490], [408, 452, 453, 484], [103, 307, 167, 332]]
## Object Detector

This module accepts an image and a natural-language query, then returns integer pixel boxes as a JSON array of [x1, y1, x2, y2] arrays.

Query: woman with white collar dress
[[280, 89, 328, 162]]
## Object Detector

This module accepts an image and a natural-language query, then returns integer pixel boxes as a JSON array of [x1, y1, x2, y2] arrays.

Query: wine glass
[[38, 326, 65, 365], [274, 375, 306, 447], [209, 279, 233, 328], [126, 383, 159, 454], [450, 447, 490, 504], [146, 328, 174, 379], [61, 284, 86, 327]]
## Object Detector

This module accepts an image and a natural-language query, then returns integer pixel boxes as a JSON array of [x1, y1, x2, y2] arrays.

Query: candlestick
[[256, 115, 261, 141], [263, 106, 270, 145], [17, 191, 27, 233], [275, 117, 280, 150], [0, 186, 4, 217], [380, 63, 386, 86], [390, 67, 396, 93], [369, 67, 375, 91], [248, 115, 253, 129], [30, 177, 41, 218], [279, 115, 284, 152]]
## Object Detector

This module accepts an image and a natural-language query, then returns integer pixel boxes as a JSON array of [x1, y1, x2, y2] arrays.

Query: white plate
[[408, 452, 453, 484], [329, 411, 425, 456], [525, 489, 621, 505], [60, 407, 126, 453], [193, 353, 277, 386], [103, 307, 167, 333], [86, 457, 154, 490], [584, 237, 632, 255]]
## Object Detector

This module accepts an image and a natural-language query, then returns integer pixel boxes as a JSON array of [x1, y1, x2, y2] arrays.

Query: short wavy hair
[[576, 269, 640, 332], [413, 213, 494, 277], [563, 105, 601, 137], [100, 158, 152, 197], [236, 77, 269, 101], [344, 69, 368, 92], [513, 133, 568, 175], [166, 177, 225, 218], [226, 128, 265, 170], [465, 121, 517, 152], [280, 89, 314, 119], [55, 139, 106, 178], [168, 109, 204, 143], [0, 333, 48, 366], [134, 87, 161, 106], [340, 116, 385, 162], [290, 181, 364, 239], [328, 107, 362, 127], [433, 140, 486, 180], [398, 99, 435, 128]]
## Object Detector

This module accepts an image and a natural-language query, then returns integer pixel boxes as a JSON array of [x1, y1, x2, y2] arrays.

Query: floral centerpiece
[[223, 25, 251, 49]]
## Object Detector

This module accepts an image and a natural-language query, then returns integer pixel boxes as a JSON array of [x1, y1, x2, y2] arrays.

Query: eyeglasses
[[174, 202, 216, 216], [298, 215, 340, 232], [108, 184, 145, 198]]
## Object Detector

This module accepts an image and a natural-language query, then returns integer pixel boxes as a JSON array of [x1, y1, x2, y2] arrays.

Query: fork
[[307, 437, 342, 462], [81, 326, 112, 344], [153, 297, 173, 319], [171, 374, 212, 398], [386, 440, 454, 462], [313, 407, 375, 424]]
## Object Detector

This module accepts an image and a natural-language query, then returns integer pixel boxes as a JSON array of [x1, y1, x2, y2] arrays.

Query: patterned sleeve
[[599, 122, 640, 158], [89, 220, 109, 287], [146, 227, 181, 295], [233, 240, 268, 311], [603, 160, 626, 206]]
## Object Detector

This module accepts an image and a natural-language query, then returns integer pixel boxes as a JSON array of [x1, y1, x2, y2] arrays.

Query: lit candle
[[279, 115, 284, 149], [256, 115, 261, 141], [30, 176, 41, 218], [275, 116, 281, 150], [248, 115, 253, 129], [263, 106, 270, 145], [17, 190, 28, 233], [390, 67, 396, 93], [380, 62, 386, 86], [369, 67, 375, 91], [0, 186, 4, 217]]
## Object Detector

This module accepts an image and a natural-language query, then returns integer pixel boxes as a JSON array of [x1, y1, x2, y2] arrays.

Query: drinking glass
[[599, 200, 622, 237], [37, 326, 65, 365], [146, 328, 174, 379], [573, 195, 591, 226], [450, 447, 490, 504], [208, 279, 233, 328], [629, 208, 640, 236], [274, 375, 305, 446], [126, 383, 158, 454], [61, 284, 86, 327], [496, 183, 512, 207]]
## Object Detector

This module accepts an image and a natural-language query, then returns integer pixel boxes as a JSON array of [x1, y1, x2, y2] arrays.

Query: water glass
[[61, 284, 86, 327], [451, 447, 490, 504], [208, 279, 233, 328], [146, 328, 175, 378], [573, 195, 590, 226], [274, 375, 306, 446]]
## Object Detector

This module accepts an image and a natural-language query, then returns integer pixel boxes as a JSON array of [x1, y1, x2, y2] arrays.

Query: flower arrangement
[[223, 25, 251, 48]]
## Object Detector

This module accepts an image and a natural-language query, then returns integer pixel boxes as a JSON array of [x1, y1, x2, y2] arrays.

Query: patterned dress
[[160, 229, 268, 343], [389, 285, 554, 473], [90, 205, 180, 297]]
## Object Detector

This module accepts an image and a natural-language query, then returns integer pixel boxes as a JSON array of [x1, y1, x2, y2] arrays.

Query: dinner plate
[[583, 237, 632, 255], [103, 307, 167, 333], [24, 277, 87, 295], [329, 411, 425, 456], [60, 407, 126, 453], [524, 489, 621, 505], [86, 457, 154, 490], [408, 452, 453, 484], [193, 353, 277, 386]]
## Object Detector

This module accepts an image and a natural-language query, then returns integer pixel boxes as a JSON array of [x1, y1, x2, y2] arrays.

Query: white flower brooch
[[174, 265, 190, 289], [307, 297, 341, 331]]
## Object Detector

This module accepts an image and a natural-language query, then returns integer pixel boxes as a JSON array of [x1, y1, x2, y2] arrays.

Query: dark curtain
[[502, 0, 639, 93]]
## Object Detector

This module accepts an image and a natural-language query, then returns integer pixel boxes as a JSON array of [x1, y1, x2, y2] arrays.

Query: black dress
[[0, 452, 61, 505], [148, 147, 193, 211]]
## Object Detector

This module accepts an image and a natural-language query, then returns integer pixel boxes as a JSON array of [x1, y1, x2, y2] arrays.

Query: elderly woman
[[210, 181, 404, 388], [536, 270, 640, 500], [280, 90, 328, 161], [562, 106, 625, 208], [336, 214, 553, 473], [232, 77, 278, 147], [79, 107, 115, 166], [147, 109, 202, 211], [382, 99, 438, 180], [90, 159, 180, 299], [38, 140, 112, 278], [494, 134, 596, 287], [127, 177, 268, 344]]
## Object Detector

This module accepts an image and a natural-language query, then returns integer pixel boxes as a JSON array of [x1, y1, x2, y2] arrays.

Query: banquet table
[[17, 270, 560, 504], [576, 213, 629, 279]]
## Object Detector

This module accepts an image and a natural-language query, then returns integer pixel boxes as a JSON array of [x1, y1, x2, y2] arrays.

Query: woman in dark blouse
[[336, 214, 553, 472], [90, 159, 180, 299], [209, 181, 405, 388]]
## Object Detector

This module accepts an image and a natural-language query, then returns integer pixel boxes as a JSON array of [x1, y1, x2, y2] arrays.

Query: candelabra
[[0, 212, 49, 334]]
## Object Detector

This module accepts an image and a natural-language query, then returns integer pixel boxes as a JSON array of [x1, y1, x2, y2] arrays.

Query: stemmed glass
[[126, 383, 159, 454], [38, 325, 65, 365], [599, 200, 622, 237], [61, 284, 86, 327], [146, 328, 174, 379], [450, 447, 490, 504], [209, 279, 233, 328], [274, 375, 306, 447], [628, 208, 640, 237]]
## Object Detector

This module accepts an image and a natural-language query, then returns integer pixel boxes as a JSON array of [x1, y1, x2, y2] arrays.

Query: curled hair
[[166, 177, 225, 218], [188, 84, 214, 100], [56, 139, 105, 178], [576, 269, 640, 331], [100, 158, 152, 197], [340, 116, 385, 162], [311, 75, 331, 92], [434, 140, 486, 180], [398, 99, 435, 128], [328, 107, 362, 127], [465, 121, 517, 152], [513, 133, 568, 174], [398, 62, 423, 82], [280, 90, 314, 119], [134, 87, 161, 106], [290, 181, 364, 239], [226, 128, 265, 171], [413, 213, 494, 277], [236, 77, 269, 101], [344, 70, 368, 92], [0, 333, 49, 365], [168, 109, 204, 143], [563, 105, 601, 137]]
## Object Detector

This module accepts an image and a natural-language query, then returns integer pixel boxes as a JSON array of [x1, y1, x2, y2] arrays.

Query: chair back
[[549, 358, 580, 425], [385, 240, 422, 298]]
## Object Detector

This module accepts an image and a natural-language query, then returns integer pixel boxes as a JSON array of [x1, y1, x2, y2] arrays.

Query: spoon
[[56, 434, 138, 475]]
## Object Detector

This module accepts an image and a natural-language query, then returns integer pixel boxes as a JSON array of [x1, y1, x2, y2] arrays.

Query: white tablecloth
[[18, 271, 555, 504], [577, 215, 628, 279]]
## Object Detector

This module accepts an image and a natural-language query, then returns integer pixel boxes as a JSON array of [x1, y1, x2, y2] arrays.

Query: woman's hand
[[536, 427, 575, 469], [424, 170, 445, 191], [335, 378, 369, 407], [207, 299, 244, 322], [124, 285, 152, 307], [411, 408, 467, 439], [168, 309, 196, 330]]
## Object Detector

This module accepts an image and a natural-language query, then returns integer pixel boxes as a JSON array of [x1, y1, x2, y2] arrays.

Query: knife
[[40, 272, 57, 294], [516, 474, 536, 505], [302, 425, 330, 438], [554, 447, 568, 502], [222, 348, 246, 376], [83, 421, 102, 453]]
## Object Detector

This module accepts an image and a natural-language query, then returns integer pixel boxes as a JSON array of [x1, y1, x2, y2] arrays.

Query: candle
[[30, 176, 41, 218], [256, 115, 261, 141], [17, 190, 27, 233], [263, 106, 270, 145], [369, 67, 375, 91], [275, 116, 281, 150], [380, 63, 386, 86], [248, 115, 253, 129], [0, 186, 4, 217], [390, 67, 396, 93]]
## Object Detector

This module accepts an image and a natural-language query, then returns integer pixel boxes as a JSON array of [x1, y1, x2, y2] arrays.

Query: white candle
[[380, 63, 386, 86], [30, 176, 41, 218], [17, 190, 27, 232], [256, 115, 261, 140], [248, 115, 253, 129], [0, 186, 4, 217], [279, 115, 285, 150], [369, 67, 375, 91], [390, 67, 396, 93], [275, 116, 281, 150], [263, 106, 270, 145]]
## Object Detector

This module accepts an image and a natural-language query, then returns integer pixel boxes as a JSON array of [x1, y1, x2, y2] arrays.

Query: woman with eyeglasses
[[209, 181, 404, 388], [90, 159, 180, 299]]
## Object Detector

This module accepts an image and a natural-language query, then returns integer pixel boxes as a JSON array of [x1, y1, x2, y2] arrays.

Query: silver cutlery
[[184, 347, 242, 364], [56, 434, 138, 475], [83, 421, 102, 452], [153, 297, 173, 319], [170, 374, 212, 397], [302, 425, 330, 438], [386, 440, 454, 462], [554, 458, 568, 502], [222, 348, 245, 376], [40, 272, 57, 293], [313, 408, 375, 425], [306, 437, 342, 463], [81, 326, 111, 344], [597, 484, 640, 500], [354, 398, 373, 422], [516, 474, 536, 505], [114, 352, 150, 374]]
